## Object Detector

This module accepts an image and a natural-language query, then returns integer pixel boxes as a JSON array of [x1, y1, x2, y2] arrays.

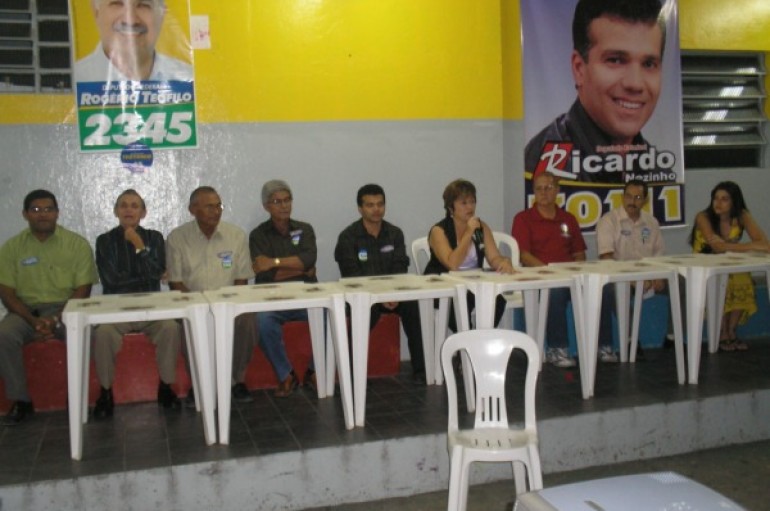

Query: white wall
[[1, 121, 768, 276], [0, 121, 507, 282]]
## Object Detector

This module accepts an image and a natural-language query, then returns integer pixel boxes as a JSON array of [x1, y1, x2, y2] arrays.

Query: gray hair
[[261, 180, 292, 204]]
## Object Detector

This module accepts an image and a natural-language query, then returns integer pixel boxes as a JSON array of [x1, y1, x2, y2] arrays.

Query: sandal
[[732, 338, 749, 351], [718, 340, 736, 352]]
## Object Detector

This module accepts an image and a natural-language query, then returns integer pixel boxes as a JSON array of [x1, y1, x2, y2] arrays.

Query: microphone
[[473, 227, 484, 250]]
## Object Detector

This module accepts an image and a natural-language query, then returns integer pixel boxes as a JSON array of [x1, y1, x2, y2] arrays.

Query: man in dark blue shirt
[[334, 184, 425, 384]]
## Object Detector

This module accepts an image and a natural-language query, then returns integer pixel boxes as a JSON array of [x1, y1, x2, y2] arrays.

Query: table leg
[[327, 295, 354, 429], [64, 313, 86, 460], [418, 298, 436, 385], [522, 289, 541, 368], [580, 274, 604, 399], [615, 281, 631, 363], [213, 303, 235, 444], [307, 307, 328, 399], [686, 267, 708, 384], [629, 280, 644, 363], [347, 292, 371, 427], [434, 297, 449, 384], [667, 273, 686, 385], [188, 305, 217, 445], [473, 281, 496, 329]]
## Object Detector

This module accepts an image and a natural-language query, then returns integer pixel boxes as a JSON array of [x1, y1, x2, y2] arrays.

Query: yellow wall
[[1, 0, 769, 125]]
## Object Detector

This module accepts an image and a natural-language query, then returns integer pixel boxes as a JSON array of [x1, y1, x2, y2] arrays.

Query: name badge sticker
[[218, 251, 233, 269], [641, 227, 651, 244], [290, 229, 303, 246], [380, 245, 394, 253], [21, 256, 39, 266], [358, 249, 368, 262]]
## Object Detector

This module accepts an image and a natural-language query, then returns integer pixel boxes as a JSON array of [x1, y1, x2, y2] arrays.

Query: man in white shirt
[[75, 0, 192, 82]]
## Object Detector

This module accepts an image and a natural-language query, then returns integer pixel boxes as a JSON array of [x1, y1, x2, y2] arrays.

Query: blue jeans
[[256, 309, 308, 381]]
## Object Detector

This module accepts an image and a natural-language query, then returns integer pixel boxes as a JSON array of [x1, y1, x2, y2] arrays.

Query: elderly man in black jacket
[[91, 189, 181, 418]]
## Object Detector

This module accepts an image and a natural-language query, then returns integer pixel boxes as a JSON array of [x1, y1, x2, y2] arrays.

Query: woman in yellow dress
[[690, 181, 770, 351]]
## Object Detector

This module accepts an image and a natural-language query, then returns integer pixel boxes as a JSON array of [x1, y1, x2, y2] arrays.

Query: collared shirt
[[74, 43, 193, 82], [249, 219, 317, 284], [0, 226, 98, 306], [166, 221, 253, 292], [334, 219, 409, 277], [512, 206, 586, 264], [596, 207, 664, 261], [96, 225, 166, 294], [524, 99, 656, 183]]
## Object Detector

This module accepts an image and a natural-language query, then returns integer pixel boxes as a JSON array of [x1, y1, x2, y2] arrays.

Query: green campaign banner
[[70, 0, 196, 152]]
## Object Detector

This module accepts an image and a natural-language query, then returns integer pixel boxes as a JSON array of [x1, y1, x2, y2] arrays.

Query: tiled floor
[[1, 340, 768, 490]]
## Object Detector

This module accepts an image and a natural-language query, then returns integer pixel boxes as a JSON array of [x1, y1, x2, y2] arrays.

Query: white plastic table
[[644, 252, 770, 384], [204, 281, 354, 442], [62, 291, 214, 460], [448, 266, 584, 358], [550, 259, 685, 399], [340, 274, 466, 427]]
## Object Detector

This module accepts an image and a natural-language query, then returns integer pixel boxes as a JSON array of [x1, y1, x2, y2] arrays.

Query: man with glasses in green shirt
[[0, 189, 98, 425]]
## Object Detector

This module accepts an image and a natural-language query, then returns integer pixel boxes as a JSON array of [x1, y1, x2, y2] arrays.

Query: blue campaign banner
[[521, 0, 684, 230]]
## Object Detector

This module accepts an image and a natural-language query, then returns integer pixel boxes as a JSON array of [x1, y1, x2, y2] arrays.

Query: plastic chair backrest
[[441, 329, 540, 432], [411, 236, 430, 275], [491, 231, 521, 268]]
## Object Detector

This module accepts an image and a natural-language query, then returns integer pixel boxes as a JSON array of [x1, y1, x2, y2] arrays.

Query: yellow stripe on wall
[[196, 0, 504, 122], [1, 0, 768, 125]]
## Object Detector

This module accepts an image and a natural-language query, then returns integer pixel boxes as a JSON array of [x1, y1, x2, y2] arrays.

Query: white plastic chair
[[441, 329, 543, 511]]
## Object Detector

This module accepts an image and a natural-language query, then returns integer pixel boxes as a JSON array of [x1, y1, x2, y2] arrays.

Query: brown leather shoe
[[275, 371, 299, 398]]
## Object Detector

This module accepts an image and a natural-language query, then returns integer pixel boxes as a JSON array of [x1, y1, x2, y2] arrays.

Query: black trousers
[[370, 300, 425, 374]]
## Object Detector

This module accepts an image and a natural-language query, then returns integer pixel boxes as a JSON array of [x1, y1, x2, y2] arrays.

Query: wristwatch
[[274, 257, 280, 267]]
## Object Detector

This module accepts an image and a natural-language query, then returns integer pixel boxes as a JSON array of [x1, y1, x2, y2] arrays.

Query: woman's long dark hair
[[689, 181, 749, 253]]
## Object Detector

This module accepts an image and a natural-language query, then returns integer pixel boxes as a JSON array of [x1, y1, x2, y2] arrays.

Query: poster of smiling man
[[522, 0, 684, 230], [70, 0, 196, 152]]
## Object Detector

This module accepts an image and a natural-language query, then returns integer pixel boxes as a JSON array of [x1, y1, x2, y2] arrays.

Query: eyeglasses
[[27, 206, 58, 213], [624, 194, 645, 201], [203, 203, 224, 212], [534, 185, 556, 193], [268, 197, 293, 206]]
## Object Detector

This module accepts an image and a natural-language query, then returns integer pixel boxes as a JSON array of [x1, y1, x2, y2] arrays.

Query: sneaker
[[231, 382, 254, 403], [546, 348, 576, 368], [92, 387, 114, 419], [1, 400, 34, 426], [599, 346, 619, 363]]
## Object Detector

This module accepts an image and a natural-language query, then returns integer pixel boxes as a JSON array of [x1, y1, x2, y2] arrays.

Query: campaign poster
[[69, 0, 196, 152], [522, 0, 684, 230]]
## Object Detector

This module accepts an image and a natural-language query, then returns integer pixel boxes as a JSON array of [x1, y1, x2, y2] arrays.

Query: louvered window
[[681, 52, 767, 169], [0, 0, 71, 93]]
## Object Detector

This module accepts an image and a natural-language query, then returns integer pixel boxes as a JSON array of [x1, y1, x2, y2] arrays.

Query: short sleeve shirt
[[596, 207, 664, 261], [0, 226, 98, 305], [511, 206, 586, 264], [166, 221, 253, 292]]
